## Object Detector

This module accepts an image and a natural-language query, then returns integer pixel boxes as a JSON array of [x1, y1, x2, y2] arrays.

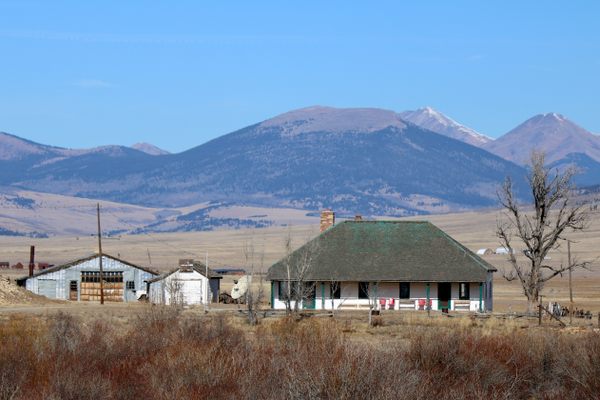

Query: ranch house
[[17, 253, 158, 302], [267, 216, 496, 312]]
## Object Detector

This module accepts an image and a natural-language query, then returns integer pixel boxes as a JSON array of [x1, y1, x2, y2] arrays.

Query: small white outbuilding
[[495, 247, 515, 255], [147, 260, 222, 306], [476, 248, 494, 256]]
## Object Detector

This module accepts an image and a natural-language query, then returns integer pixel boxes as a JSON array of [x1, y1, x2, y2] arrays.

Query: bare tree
[[164, 278, 184, 307], [328, 279, 340, 316], [362, 281, 380, 326], [281, 230, 294, 315], [497, 152, 590, 314], [281, 230, 320, 316], [243, 239, 265, 325]]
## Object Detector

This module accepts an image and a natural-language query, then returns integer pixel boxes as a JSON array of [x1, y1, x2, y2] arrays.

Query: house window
[[278, 281, 288, 299], [358, 282, 370, 299], [278, 281, 299, 300], [399, 282, 410, 299], [329, 282, 341, 299], [459, 283, 470, 300], [126, 281, 135, 290]]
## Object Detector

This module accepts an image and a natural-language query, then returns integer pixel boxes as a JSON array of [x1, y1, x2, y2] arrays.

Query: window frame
[[358, 282, 370, 299], [459, 282, 470, 300], [329, 282, 341, 299], [278, 281, 288, 299], [399, 282, 410, 299], [278, 281, 299, 300]]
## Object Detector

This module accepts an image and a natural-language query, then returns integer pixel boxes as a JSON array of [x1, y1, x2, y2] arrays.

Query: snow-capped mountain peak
[[482, 113, 600, 164], [399, 107, 492, 147]]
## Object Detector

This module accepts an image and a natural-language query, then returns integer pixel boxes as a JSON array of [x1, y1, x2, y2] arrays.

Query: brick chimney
[[320, 210, 335, 232], [179, 258, 194, 272], [354, 214, 363, 222], [28, 245, 35, 277]]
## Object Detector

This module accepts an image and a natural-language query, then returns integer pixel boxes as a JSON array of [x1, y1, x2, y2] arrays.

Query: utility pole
[[146, 248, 152, 267], [568, 240, 573, 325], [97, 203, 105, 305]]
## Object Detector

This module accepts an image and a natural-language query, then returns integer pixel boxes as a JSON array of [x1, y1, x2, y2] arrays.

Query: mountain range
[[1, 105, 599, 235]]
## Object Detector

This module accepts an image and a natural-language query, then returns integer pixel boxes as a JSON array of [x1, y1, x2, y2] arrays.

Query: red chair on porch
[[388, 298, 395, 310], [379, 298, 386, 310], [418, 299, 431, 310]]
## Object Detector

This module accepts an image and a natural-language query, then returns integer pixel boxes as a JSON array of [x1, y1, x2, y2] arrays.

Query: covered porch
[[271, 280, 492, 312]]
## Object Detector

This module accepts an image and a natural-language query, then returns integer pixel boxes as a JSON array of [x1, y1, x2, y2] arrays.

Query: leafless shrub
[[1, 311, 600, 400], [47, 311, 82, 354]]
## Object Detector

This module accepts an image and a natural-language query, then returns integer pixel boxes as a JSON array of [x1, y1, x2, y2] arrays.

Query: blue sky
[[0, 1, 598, 152]]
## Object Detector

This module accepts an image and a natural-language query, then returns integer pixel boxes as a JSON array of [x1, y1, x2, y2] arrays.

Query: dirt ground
[[1, 207, 599, 314]]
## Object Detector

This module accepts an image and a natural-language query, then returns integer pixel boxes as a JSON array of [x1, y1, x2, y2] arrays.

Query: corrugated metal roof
[[267, 221, 497, 282], [16, 253, 158, 282]]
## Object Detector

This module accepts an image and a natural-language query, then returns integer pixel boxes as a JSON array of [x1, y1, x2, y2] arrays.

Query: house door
[[438, 282, 451, 310], [303, 284, 316, 309]]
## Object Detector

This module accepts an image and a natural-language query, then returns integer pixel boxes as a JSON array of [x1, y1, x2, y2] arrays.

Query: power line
[[101, 208, 236, 267]]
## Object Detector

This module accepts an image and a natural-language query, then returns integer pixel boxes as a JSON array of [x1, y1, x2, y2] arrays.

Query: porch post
[[426, 283, 431, 313], [321, 282, 325, 310], [478, 282, 483, 313], [271, 281, 275, 308]]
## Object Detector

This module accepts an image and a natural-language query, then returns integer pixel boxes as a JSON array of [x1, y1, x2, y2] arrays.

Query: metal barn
[[17, 254, 158, 302]]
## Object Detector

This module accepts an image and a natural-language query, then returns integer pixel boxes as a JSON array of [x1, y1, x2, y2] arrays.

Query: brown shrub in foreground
[[0, 311, 599, 400]]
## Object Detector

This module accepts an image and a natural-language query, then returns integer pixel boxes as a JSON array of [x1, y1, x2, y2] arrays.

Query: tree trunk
[[526, 285, 540, 315], [527, 297, 538, 316]]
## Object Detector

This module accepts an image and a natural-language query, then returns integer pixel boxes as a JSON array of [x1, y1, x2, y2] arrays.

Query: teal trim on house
[[321, 282, 325, 309], [271, 281, 274, 308], [478, 282, 483, 312]]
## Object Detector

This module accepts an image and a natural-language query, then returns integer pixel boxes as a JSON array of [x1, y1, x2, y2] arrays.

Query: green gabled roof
[[267, 221, 497, 282]]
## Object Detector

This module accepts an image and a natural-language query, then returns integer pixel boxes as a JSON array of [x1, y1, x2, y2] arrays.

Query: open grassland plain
[[1, 208, 600, 313], [0, 308, 599, 400]]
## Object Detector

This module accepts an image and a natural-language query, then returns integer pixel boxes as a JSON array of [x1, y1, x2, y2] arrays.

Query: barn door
[[69, 280, 78, 300], [38, 280, 57, 298], [80, 271, 124, 302]]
